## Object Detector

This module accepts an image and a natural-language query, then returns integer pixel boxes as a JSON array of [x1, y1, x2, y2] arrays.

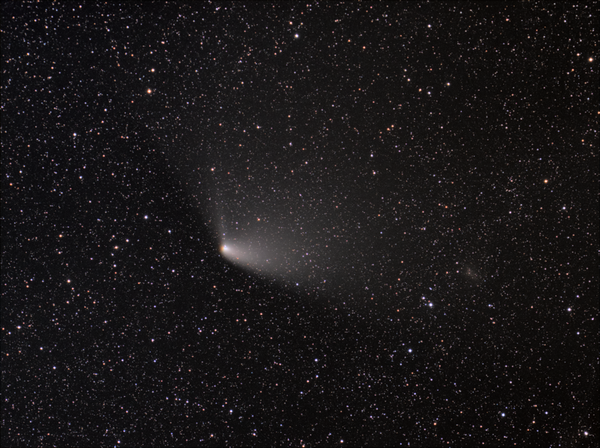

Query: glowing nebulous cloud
[[219, 241, 267, 267], [198, 141, 417, 301], [214, 207, 321, 288]]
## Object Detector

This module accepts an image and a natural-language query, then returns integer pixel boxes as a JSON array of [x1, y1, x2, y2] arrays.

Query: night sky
[[2, 2, 598, 446]]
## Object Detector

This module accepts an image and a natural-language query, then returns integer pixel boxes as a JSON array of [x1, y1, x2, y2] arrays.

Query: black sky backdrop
[[2, 1, 598, 446]]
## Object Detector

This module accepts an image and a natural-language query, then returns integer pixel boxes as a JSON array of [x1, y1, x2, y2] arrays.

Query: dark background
[[2, 2, 597, 446]]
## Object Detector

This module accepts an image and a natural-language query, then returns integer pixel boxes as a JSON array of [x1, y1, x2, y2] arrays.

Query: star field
[[2, 2, 598, 446]]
